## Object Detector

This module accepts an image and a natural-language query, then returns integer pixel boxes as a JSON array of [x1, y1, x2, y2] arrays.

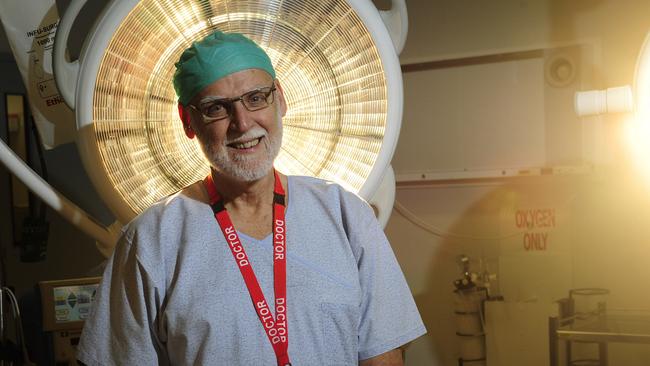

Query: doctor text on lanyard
[[203, 170, 291, 366]]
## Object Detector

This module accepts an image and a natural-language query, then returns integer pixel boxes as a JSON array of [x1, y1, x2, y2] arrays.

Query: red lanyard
[[203, 171, 290, 366]]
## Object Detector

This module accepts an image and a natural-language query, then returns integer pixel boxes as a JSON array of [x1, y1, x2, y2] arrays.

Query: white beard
[[197, 121, 282, 182]]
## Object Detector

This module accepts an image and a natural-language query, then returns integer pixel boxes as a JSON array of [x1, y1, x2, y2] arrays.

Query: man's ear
[[177, 102, 195, 139]]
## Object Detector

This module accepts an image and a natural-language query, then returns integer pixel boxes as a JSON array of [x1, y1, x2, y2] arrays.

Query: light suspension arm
[[0, 139, 118, 248], [379, 0, 408, 54], [52, 0, 85, 109]]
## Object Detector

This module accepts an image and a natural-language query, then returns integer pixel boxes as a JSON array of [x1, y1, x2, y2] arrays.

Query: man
[[77, 30, 425, 365]]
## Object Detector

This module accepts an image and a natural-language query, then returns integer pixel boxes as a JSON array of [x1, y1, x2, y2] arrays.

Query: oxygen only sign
[[514, 208, 556, 251]]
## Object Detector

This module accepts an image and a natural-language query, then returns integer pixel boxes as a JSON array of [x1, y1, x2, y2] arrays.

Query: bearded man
[[77, 30, 425, 366]]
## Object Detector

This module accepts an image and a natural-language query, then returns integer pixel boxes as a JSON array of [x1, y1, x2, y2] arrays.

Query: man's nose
[[228, 100, 253, 131]]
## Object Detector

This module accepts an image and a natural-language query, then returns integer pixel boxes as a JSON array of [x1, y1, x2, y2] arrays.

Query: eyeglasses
[[189, 83, 277, 123]]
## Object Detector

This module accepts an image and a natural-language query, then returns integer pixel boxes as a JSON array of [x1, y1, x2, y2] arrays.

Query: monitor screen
[[52, 284, 99, 323], [40, 277, 102, 331]]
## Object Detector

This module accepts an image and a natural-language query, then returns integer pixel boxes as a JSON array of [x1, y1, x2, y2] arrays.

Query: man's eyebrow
[[198, 95, 228, 104], [197, 84, 273, 104]]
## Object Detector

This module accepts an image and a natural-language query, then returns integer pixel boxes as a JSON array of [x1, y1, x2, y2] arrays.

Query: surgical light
[[627, 31, 650, 183], [575, 31, 650, 180], [0, 0, 407, 254]]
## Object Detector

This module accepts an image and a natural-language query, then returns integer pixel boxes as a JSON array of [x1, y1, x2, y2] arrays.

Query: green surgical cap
[[173, 31, 276, 105]]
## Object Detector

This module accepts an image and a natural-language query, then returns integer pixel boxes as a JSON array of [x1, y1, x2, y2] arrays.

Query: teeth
[[233, 138, 261, 149]]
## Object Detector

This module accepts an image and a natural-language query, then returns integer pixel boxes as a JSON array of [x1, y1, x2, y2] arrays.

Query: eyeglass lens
[[199, 85, 275, 120]]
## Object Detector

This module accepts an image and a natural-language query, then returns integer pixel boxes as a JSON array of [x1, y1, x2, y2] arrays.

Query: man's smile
[[227, 136, 264, 150]]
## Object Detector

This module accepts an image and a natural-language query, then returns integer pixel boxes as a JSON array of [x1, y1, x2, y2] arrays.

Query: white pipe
[[0, 139, 117, 247]]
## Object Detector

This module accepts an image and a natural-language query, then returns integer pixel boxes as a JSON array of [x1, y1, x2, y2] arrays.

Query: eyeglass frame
[[187, 83, 277, 124]]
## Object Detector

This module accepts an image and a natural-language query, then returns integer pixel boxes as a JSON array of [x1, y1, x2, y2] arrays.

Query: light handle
[[574, 86, 634, 117]]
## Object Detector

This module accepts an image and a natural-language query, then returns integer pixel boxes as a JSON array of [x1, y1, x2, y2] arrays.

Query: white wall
[[388, 0, 650, 365]]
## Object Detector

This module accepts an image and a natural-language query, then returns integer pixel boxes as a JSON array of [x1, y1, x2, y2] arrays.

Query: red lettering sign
[[516, 209, 555, 251]]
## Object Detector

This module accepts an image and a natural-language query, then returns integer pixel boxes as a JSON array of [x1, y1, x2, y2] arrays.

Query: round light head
[[77, 0, 402, 223]]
